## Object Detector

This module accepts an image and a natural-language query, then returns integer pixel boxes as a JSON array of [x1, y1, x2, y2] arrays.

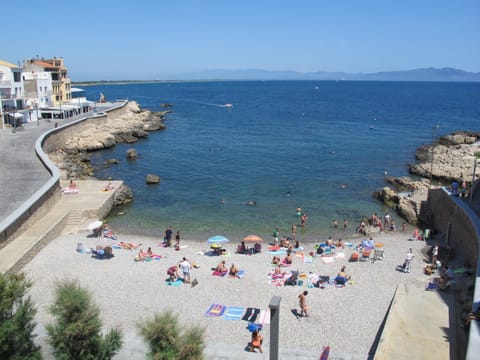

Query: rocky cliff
[[48, 101, 169, 180], [374, 131, 480, 225]]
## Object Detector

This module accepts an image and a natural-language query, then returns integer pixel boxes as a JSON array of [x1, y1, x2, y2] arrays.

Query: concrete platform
[[374, 283, 454, 360], [0, 179, 122, 273]]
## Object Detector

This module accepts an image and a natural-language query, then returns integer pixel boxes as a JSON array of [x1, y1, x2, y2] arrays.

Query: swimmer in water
[[246, 200, 257, 206]]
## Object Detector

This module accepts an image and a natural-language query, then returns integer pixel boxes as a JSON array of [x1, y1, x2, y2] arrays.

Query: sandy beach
[[22, 226, 431, 359]]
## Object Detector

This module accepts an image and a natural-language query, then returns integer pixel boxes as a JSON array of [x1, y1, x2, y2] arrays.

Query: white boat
[[224, 103, 233, 108]]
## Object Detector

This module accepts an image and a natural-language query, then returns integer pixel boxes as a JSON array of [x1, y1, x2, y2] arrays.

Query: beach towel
[[256, 309, 271, 325], [212, 270, 227, 277], [166, 279, 183, 287], [303, 256, 313, 263], [223, 306, 245, 321], [335, 252, 346, 259], [205, 304, 226, 317], [228, 270, 245, 279], [242, 307, 260, 322], [322, 256, 335, 264], [268, 250, 286, 255]]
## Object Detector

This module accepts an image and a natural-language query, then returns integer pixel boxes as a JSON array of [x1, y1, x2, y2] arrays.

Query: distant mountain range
[[161, 67, 480, 82]]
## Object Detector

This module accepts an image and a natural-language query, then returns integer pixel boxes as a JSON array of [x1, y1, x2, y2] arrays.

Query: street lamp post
[[34, 103, 39, 126]]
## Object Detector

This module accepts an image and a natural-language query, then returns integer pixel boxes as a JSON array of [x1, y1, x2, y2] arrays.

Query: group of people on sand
[[163, 225, 181, 250], [215, 259, 241, 277], [167, 257, 196, 285]]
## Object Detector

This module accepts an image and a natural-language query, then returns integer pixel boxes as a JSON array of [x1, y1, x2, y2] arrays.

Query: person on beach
[[180, 257, 191, 284], [248, 329, 263, 353], [335, 238, 344, 249], [135, 248, 145, 262], [402, 222, 407, 233], [174, 231, 181, 250], [216, 260, 227, 273], [404, 248, 414, 273], [167, 265, 179, 282], [343, 219, 348, 232], [432, 242, 439, 267], [332, 219, 339, 229], [272, 256, 281, 265], [229, 263, 239, 277], [145, 247, 153, 258], [301, 213, 308, 227], [283, 251, 293, 265], [164, 225, 173, 247], [335, 265, 351, 285], [273, 228, 279, 246], [291, 224, 297, 239], [298, 290, 309, 317]]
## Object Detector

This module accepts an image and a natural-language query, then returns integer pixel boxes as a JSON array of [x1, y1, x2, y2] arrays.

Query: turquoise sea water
[[84, 81, 480, 242]]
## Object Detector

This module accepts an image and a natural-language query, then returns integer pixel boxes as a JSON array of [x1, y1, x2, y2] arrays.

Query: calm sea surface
[[84, 81, 480, 242]]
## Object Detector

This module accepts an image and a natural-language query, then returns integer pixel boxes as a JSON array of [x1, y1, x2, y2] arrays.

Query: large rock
[[113, 184, 133, 206], [146, 174, 160, 184], [126, 148, 137, 159]]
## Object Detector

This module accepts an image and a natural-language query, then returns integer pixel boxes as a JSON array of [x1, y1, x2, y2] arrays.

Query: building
[[0, 60, 25, 128]]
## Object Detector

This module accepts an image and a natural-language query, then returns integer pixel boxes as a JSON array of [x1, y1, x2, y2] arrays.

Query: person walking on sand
[[298, 290, 309, 317]]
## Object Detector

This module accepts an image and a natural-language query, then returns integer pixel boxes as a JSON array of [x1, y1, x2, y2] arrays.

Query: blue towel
[[223, 306, 245, 320]]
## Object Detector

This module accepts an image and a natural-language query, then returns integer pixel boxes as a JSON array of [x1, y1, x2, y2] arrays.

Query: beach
[[23, 228, 429, 359]]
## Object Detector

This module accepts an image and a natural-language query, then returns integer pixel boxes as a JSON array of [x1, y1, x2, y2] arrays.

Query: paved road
[[0, 104, 115, 224]]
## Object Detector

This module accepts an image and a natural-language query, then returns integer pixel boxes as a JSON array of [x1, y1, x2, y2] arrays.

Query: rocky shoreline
[[46, 101, 170, 206], [374, 130, 480, 225]]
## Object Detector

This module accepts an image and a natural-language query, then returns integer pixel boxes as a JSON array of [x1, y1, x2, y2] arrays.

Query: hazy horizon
[[3, 1, 479, 81]]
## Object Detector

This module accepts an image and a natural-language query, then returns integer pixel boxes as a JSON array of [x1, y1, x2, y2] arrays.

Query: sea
[[83, 81, 480, 242]]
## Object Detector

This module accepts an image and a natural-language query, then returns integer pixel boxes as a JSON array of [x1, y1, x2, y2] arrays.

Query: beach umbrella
[[88, 220, 103, 231], [243, 234, 263, 243], [207, 235, 229, 244]]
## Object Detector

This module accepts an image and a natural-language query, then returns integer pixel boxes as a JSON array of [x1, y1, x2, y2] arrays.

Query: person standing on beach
[[273, 228, 279, 246], [180, 257, 191, 284], [291, 224, 297, 239], [298, 290, 309, 317], [404, 248, 414, 273], [343, 219, 348, 232], [174, 230, 181, 250], [164, 225, 173, 247]]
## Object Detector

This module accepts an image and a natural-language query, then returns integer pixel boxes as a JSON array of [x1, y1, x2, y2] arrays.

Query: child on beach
[[298, 290, 309, 317], [248, 329, 263, 353]]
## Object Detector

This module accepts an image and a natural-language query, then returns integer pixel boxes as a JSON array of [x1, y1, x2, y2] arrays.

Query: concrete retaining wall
[[428, 187, 480, 360], [0, 102, 127, 246]]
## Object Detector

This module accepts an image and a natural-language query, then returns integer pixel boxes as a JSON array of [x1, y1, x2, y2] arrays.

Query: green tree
[[46, 279, 122, 360], [138, 310, 205, 360], [0, 272, 42, 360]]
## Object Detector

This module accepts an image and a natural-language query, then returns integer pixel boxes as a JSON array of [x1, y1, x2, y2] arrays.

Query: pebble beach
[[23, 228, 430, 359]]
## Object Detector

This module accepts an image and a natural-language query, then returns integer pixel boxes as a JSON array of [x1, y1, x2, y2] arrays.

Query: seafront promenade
[[0, 105, 474, 359]]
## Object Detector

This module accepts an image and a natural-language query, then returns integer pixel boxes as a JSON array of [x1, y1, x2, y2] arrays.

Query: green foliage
[[138, 310, 205, 360], [46, 280, 122, 360], [474, 151, 480, 158], [0, 272, 42, 360]]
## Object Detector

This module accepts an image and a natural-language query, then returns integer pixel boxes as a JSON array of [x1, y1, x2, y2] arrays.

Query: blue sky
[[3, 0, 479, 80]]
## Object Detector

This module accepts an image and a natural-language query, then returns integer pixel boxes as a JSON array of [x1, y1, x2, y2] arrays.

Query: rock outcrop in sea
[[374, 131, 480, 225]]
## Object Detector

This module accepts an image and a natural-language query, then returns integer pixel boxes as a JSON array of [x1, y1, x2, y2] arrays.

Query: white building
[[0, 59, 25, 128]]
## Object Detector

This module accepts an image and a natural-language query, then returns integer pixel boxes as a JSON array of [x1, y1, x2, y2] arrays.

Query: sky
[[2, 0, 480, 80]]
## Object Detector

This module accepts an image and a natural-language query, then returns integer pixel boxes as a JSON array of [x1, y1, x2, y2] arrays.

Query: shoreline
[[24, 228, 431, 358]]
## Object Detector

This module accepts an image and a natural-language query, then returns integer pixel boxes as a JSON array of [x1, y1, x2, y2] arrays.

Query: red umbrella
[[243, 235, 263, 243]]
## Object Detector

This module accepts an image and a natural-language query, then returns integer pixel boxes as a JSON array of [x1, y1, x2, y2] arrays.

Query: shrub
[[46, 279, 122, 360], [0, 272, 41, 360], [138, 310, 205, 360]]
